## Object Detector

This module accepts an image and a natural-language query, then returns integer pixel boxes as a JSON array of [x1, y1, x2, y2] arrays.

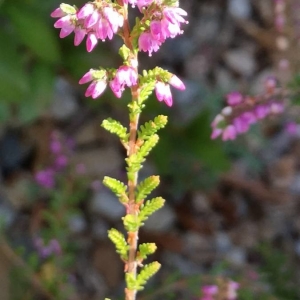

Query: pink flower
[[222, 125, 237, 141], [227, 280, 239, 300], [154, 75, 185, 107], [137, 0, 155, 11], [86, 32, 98, 52], [270, 101, 284, 114], [77, 3, 95, 19], [79, 69, 94, 84], [201, 285, 218, 300], [84, 9, 100, 28], [161, 7, 188, 38], [74, 27, 86, 46], [50, 140, 61, 154], [139, 32, 161, 56], [96, 18, 114, 41], [233, 116, 250, 134], [79, 69, 108, 99], [85, 80, 107, 99], [169, 75, 185, 90], [54, 155, 68, 170], [254, 105, 269, 119], [264, 76, 277, 93], [150, 21, 165, 42], [211, 128, 223, 139], [103, 6, 124, 33], [35, 169, 55, 189], [109, 66, 138, 98], [54, 15, 76, 38], [285, 122, 298, 135], [155, 81, 173, 106], [51, 7, 66, 18], [226, 91, 243, 106]]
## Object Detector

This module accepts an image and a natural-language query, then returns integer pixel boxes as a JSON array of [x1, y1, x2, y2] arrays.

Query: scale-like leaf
[[138, 197, 165, 225], [136, 176, 160, 202], [108, 229, 128, 260]]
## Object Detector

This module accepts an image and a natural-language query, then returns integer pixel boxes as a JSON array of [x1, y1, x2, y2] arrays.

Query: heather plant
[[29, 131, 87, 299], [51, 1, 187, 299], [210, 0, 300, 141]]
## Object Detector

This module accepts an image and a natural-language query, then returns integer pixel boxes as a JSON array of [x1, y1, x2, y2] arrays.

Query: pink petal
[[54, 15, 72, 28], [86, 33, 98, 52], [59, 25, 75, 38], [169, 75, 185, 90], [92, 80, 107, 99], [79, 70, 94, 84], [74, 27, 86, 46], [51, 7, 65, 18]]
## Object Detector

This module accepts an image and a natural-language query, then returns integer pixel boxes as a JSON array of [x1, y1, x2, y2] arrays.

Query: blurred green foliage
[[0, 0, 114, 123]]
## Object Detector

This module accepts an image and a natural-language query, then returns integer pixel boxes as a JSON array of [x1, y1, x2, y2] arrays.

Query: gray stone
[[51, 77, 79, 120], [91, 218, 110, 240], [68, 214, 87, 234], [228, 0, 251, 19], [89, 189, 125, 221], [144, 203, 176, 233], [225, 247, 246, 266], [224, 48, 256, 76], [215, 232, 232, 253], [162, 251, 203, 275]]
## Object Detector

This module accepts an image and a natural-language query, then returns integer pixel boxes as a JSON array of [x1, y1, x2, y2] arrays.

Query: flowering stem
[[123, 3, 140, 300], [51, 1, 187, 299]]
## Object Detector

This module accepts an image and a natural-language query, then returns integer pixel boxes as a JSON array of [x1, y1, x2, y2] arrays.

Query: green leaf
[[123, 215, 140, 232], [138, 243, 157, 260], [136, 262, 161, 290], [119, 44, 131, 61], [128, 101, 143, 118], [103, 176, 128, 203], [138, 197, 165, 226], [139, 81, 155, 104], [136, 176, 160, 202], [126, 135, 159, 181], [5, 4, 61, 64], [108, 228, 128, 260], [138, 115, 168, 140], [138, 134, 159, 158], [101, 118, 128, 143], [125, 273, 137, 291]]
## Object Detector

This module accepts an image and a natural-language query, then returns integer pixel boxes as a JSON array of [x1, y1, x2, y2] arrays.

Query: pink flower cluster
[[34, 237, 62, 259], [138, 4, 188, 56], [155, 74, 185, 106], [51, 3, 124, 52], [79, 67, 185, 106], [201, 281, 239, 300], [211, 78, 285, 141], [35, 132, 73, 189], [79, 66, 138, 99]]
